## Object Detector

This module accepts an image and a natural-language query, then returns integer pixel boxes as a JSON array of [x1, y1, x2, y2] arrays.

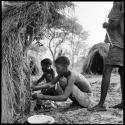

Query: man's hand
[[102, 22, 109, 29], [31, 81, 38, 91], [31, 93, 38, 100], [32, 93, 44, 100], [88, 104, 107, 112], [31, 84, 36, 91], [32, 81, 38, 86], [37, 93, 44, 99]]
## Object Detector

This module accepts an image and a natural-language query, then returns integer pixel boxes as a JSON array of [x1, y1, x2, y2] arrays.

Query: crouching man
[[32, 56, 94, 108]]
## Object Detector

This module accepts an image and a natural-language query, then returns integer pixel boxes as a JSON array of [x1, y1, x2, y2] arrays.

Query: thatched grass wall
[[2, 1, 74, 123], [82, 42, 109, 75], [2, 26, 31, 123]]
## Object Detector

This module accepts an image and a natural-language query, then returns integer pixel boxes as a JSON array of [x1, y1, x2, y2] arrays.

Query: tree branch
[[48, 36, 55, 61], [54, 33, 66, 57]]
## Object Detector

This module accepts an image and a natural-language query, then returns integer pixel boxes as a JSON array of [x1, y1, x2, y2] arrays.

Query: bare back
[[67, 71, 92, 93]]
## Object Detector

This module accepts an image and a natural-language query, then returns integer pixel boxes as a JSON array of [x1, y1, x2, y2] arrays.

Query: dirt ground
[[18, 73, 123, 124]]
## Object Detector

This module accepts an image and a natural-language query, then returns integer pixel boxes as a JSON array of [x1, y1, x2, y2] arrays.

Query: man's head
[[41, 58, 52, 72], [102, 22, 109, 29], [54, 56, 70, 75]]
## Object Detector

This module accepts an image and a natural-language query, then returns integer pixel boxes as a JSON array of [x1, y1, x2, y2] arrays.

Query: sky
[[73, 2, 113, 47]]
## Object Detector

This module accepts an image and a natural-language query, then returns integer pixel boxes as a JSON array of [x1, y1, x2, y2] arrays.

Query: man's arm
[[52, 70, 55, 79], [31, 74, 45, 91], [31, 84, 52, 91], [32, 74, 45, 87], [35, 75, 75, 101], [35, 74, 45, 85], [31, 75, 60, 91], [49, 75, 61, 85]]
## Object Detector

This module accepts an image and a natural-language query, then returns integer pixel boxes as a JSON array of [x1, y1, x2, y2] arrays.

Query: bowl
[[27, 115, 55, 124]]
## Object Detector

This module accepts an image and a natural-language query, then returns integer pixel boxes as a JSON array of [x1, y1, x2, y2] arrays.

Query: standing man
[[89, 2, 124, 111]]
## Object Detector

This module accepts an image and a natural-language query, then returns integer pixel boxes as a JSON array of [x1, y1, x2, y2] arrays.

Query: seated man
[[31, 58, 55, 110], [31, 58, 55, 85], [31, 58, 55, 92], [32, 56, 94, 108]]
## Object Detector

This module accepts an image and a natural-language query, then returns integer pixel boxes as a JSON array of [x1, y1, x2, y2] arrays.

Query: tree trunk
[[48, 37, 55, 62], [71, 50, 74, 68]]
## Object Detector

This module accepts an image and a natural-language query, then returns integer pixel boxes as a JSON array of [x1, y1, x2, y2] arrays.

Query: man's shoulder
[[70, 71, 82, 79], [70, 71, 87, 80], [70, 71, 83, 76]]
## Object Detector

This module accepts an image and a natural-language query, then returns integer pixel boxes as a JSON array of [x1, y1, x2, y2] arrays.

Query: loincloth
[[105, 45, 124, 66]]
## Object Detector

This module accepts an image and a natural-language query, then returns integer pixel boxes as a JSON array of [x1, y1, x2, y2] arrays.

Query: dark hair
[[41, 58, 52, 66], [55, 56, 70, 66]]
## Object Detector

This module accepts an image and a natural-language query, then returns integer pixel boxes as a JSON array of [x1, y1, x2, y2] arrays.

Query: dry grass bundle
[[2, 28, 31, 123], [82, 42, 109, 74], [2, 1, 74, 123], [2, 2, 74, 36]]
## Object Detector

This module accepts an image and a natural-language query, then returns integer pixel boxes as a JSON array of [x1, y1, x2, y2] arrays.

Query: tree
[[43, 28, 68, 61], [65, 18, 89, 68], [43, 17, 89, 67], [42, 16, 78, 62]]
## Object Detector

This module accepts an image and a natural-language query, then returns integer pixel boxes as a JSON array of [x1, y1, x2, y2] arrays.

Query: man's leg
[[55, 77, 68, 95], [70, 85, 92, 108], [119, 67, 123, 104], [88, 64, 113, 111], [55, 83, 64, 95], [120, 15, 124, 37], [51, 76, 82, 109], [111, 66, 123, 109], [69, 94, 81, 106]]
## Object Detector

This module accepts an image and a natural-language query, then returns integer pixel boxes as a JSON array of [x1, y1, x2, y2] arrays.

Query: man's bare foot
[[88, 104, 107, 112], [110, 103, 123, 109]]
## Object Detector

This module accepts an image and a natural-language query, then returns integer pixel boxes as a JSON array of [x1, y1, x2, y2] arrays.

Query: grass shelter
[[82, 42, 109, 75]]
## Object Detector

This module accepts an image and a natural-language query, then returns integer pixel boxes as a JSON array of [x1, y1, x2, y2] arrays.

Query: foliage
[[64, 18, 89, 67], [41, 16, 89, 63]]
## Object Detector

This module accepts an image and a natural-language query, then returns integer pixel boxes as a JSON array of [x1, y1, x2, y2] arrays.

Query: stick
[[105, 15, 113, 47], [106, 30, 113, 46]]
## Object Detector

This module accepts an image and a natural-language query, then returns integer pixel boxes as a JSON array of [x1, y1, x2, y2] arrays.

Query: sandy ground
[[18, 73, 123, 124]]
